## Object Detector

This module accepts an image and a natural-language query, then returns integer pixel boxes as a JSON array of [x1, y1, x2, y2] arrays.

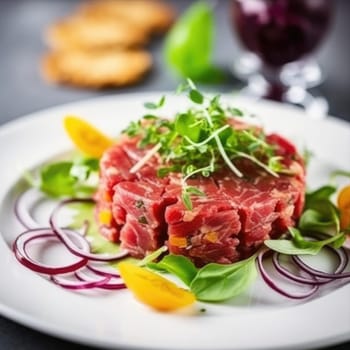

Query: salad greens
[[125, 79, 286, 209], [265, 184, 346, 255], [164, 1, 224, 83], [39, 157, 99, 197], [22, 82, 350, 304], [147, 253, 257, 302]]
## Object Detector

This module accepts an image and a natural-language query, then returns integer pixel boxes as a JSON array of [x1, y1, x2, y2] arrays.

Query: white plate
[[0, 93, 350, 350]]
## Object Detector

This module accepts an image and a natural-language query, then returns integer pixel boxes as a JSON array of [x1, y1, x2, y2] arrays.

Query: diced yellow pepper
[[98, 210, 112, 225], [118, 262, 196, 312], [168, 236, 187, 248], [204, 231, 218, 243], [64, 115, 114, 158]]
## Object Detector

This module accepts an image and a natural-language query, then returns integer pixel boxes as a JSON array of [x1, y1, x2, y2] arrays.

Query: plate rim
[[1, 93, 350, 350]]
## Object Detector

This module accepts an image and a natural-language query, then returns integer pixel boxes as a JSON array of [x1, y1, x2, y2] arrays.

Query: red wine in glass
[[231, 0, 333, 103]]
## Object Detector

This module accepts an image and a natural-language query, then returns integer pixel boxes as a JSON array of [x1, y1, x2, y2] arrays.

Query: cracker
[[46, 15, 149, 50], [79, 0, 176, 35], [42, 49, 152, 88]]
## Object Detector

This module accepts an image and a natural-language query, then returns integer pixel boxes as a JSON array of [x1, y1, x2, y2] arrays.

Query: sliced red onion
[[51, 274, 111, 290], [272, 252, 329, 285], [257, 250, 319, 299], [293, 252, 350, 280], [86, 264, 121, 278], [49, 198, 129, 262], [75, 270, 126, 290], [14, 188, 44, 229], [13, 228, 89, 275]]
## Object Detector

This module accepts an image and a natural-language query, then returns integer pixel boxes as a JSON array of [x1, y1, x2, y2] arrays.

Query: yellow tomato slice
[[340, 206, 350, 231], [118, 262, 196, 312], [64, 115, 114, 158], [337, 185, 350, 211]]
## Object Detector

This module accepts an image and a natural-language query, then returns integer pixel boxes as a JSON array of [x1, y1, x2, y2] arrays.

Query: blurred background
[[0, 0, 350, 349], [0, 0, 350, 124]]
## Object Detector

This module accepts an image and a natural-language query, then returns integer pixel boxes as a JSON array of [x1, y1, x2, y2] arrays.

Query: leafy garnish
[[163, 1, 224, 83], [148, 254, 257, 302], [265, 228, 345, 255], [138, 246, 168, 267], [190, 256, 257, 302], [123, 81, 290, 208], [144, 96, 166, 110], [147, 254, 198, 286], [265, 182, 346, 255], [39, 157, 98, 198]]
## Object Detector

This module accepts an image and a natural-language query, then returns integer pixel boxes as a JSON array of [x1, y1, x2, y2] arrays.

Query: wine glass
[[230, 0, 334, 118]]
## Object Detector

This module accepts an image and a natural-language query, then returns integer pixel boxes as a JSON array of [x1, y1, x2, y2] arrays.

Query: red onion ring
[[14, 188, 44, 229], [292, 252, 350, 280], [86, 264, 121, 278], [257, 250, 319, 299], [51, 274, 111, 290], [13, 228, 89, 275], [49, 198, 129, 262], [272, 252, 327, 285], [75, 270, 126, 290]]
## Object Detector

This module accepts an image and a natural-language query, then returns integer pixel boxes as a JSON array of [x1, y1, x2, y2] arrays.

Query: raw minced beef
[[94, 130, 305, 266]]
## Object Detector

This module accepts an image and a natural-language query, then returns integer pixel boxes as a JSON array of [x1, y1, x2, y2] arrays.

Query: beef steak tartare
[[94, 117, 305, 266]]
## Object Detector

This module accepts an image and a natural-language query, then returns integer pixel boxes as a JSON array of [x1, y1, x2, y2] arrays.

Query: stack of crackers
[[42, 0, 175, 89]]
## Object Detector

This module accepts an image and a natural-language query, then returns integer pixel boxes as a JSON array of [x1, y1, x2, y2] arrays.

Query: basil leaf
[[148, 254, 198, 286], [190, 257, 257, 302], [40, 162, 76, 197], [264, 239, 322, 255], [40, 158, 98, 198], [305, 185, 337, 208], [265, 228, 345, 255], [299, 200, 340, 233], [164, 1, 224, 82]]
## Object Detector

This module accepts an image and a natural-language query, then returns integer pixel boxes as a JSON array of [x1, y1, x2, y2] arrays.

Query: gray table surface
[[0, 0, 349, 349]]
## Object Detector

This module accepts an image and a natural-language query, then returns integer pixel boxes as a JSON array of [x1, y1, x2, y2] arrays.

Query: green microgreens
[[143, 95, 166, 110], [123, 81, 291, 209]]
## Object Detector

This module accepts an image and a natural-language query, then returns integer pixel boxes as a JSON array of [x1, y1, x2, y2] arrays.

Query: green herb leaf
[[305, 185, 337, 208], [175, 113, 201, 142], [185, 186, 206, 196], [330, 169, 350, 181], [148, 254, 198, 286], [227, 107, 244, 117], [163, 1, 224, 83], [181, 191, 193, 211], [190, 256, 257, 301], [189, 89, 204, 104], [39, 158, 98, 198], [138, 246, 168, 267], [265, 239, 320, 255], [265, 228, 345, 255], [40, 162, 76, 197], [300, 200, 340, 233], [144, 96, 166, 110]]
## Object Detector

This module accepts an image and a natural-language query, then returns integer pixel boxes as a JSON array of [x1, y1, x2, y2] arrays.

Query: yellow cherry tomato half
[[337, 184, 350, 212], [64, 115, 114, 158], [118, 262, 196, 312], [340, 207, 350, 231]]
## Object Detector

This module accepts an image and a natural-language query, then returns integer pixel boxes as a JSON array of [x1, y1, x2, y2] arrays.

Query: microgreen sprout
[[124, 81, 291, 209]]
